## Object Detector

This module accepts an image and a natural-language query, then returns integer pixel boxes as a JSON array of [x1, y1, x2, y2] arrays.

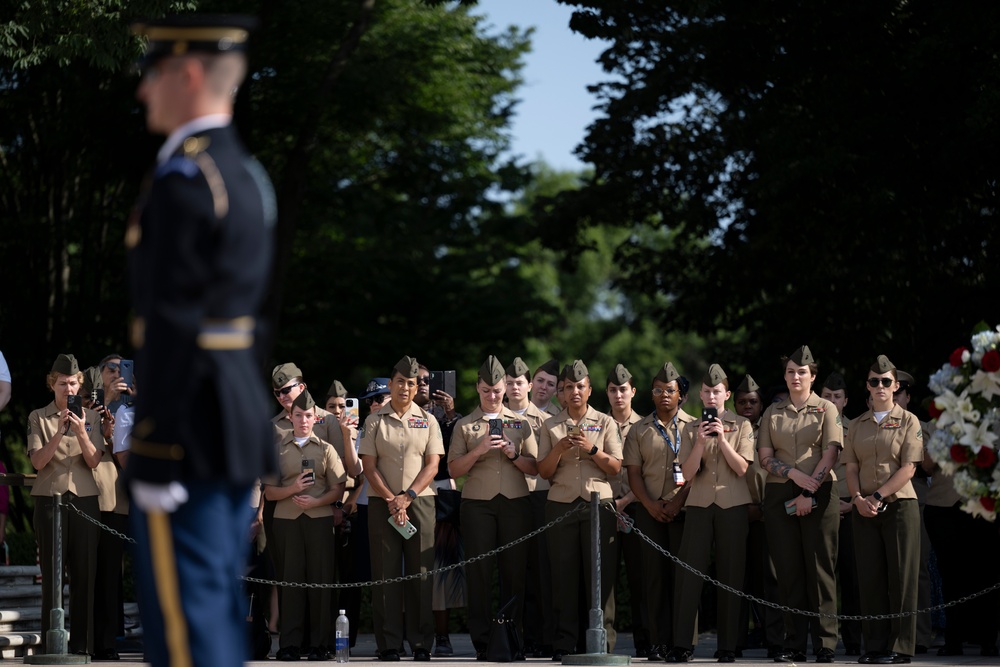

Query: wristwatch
[[801, 489, 814, 499], [405, 489, 417, 501], [872, 491, 883, 502], [589, 445, 599, 456], [333, 500, 344, 509]]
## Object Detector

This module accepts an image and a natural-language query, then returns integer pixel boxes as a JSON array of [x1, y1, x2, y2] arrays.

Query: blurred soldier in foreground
[[126, 14, 276, 667]]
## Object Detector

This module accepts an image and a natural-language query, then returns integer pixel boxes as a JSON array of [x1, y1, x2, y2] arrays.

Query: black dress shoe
[[413, 648, 431, 661], [379, 649, 401, 662], [94, 648, 121, 660], [637, 645, 651, 658], [665, 647, 694, 663], [308, 646, 330, 661], [277, 646, 301, 661], [477, 651, 488, 661], [767, 646, 782, 659], [552, 649, 569, 661], [717, 650, 736, 663], [536, 645, 554, 658], [875, 652, 909, 664], [648, 645, 666, 661], [774, 650, 807, 662], [816, 647, 835, 663]]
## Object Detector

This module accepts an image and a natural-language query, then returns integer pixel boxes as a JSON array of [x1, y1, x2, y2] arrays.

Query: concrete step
[[0, 584, 44, 601]]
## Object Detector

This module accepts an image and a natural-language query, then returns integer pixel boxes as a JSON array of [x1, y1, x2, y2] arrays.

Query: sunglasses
[[366, 394, 388, 405], [273, 383, 301, 397], [417, 377, 430, 386], [102, 362, 121, 372], [867, 377, 894, 388]]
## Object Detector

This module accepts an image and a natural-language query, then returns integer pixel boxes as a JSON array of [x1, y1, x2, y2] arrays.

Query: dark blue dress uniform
[[125, 15, 276, 667]]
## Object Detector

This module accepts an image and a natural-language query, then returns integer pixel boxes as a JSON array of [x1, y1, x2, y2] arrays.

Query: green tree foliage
[[549, 1, 1000, 402], [0, 1, 543, 460]]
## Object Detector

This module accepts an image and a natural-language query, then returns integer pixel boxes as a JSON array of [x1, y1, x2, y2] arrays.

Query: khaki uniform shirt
[[27, 402, 102, 498], [269, 433, 347, 519], [744, 421, 768, 504], [833, 416, 852, 498], [758, 393, 842, 485], [543, 403, 560, 417], [927, 469, 962, 507], [517, 402, 550, 492], [609, 411, 643, 498], [679, 410, 755, 509], [449, 406, 538, 500], [93, 448, 128, 514], [274, 407, 358, 490], [842, 405, 923, 501], [622, 410, 697, 502], [538, 405, 623, 502], [359, 402, 445, 497]]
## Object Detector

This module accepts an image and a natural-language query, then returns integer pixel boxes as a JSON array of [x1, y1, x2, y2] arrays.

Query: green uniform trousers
[[272, 514, 336, 649], [762, 480, 839, 652], [545, 499, 617, 653], [34, 493, 100, 654], [852, 498, 919, 656], [634, 505, 691, 648], [523, 489, 555, 650], [461, 495, 531, 650], [616, 504, 650, 649], [94, 511, 128, 653], [673, 504, 748, 652], [369, 496, 435, 653]]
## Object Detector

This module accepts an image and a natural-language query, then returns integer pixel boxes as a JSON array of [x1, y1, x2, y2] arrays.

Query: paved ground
[[47, 633, 998, 666]]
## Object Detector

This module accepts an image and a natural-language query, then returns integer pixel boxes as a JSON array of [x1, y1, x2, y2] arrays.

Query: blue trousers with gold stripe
[[130, 482, 253, 667]]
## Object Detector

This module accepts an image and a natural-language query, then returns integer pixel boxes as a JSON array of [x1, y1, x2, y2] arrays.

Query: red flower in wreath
[[928, 402, 943, 419], [982, 350, 1000, 373], [950, 444, 970, 463], [982, 497, 996, 513], [950, 347, 969, 367], [975, 447, 998, 469]]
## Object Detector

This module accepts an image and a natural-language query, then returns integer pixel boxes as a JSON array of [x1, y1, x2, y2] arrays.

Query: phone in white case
[[387, 515, 417, 539]]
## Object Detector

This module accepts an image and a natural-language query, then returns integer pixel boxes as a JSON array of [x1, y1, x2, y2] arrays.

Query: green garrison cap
[[788, 345, 815, 366], [51, 354, 79, 376], [132, 14, 258, 68], [896, 369, 914, 388], [505, 357, 531, 379], [654, 362, 681, 384], [393, 355, 419, 379], [736, 374, 760, 395], [536, 359, 560, 377], [870, 355, 896, 374], [292, 390, 316, 412], [607, 363, 632, 386], [566, 360, 589, 383], [272, 363, 303, 388], [703, 363, 728, 387], [327, 379, 348, 399], [479, 355, 505, 385], [82, 366, 102, 395], [822, 372, 846, 392]]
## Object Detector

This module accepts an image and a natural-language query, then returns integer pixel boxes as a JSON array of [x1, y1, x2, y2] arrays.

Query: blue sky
[[472, 0, 610, 173]]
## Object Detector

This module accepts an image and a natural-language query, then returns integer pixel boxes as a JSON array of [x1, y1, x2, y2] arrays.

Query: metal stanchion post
[[25, 493, 88, 664], [563, 492, 629, 666]]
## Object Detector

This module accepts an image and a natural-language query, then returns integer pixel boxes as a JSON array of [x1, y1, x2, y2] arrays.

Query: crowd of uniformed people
[[17, 345, 1000, 663]]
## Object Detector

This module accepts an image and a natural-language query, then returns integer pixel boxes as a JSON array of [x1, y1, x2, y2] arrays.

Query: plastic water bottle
[[335, 609, 349, 662]]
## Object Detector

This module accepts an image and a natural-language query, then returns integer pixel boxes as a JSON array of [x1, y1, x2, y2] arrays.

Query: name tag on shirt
[[408, 418, 429, 429]]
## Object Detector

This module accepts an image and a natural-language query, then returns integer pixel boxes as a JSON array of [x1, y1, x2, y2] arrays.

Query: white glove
[[130, 481, 190, 513]]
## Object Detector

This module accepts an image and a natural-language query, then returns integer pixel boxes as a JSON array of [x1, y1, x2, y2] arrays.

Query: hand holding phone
[[301, 459, 315, 486], [388, 514, 418, 539], [701, 407, 719, 437]]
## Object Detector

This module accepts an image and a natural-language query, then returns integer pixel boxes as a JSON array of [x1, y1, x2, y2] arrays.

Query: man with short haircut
[[531, 359, 560, 416], [126, 15, 277, 667]]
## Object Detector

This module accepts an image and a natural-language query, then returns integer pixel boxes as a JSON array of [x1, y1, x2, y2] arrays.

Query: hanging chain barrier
[[64, 497, 1000, 620], [601, 502, 1000, 622]]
